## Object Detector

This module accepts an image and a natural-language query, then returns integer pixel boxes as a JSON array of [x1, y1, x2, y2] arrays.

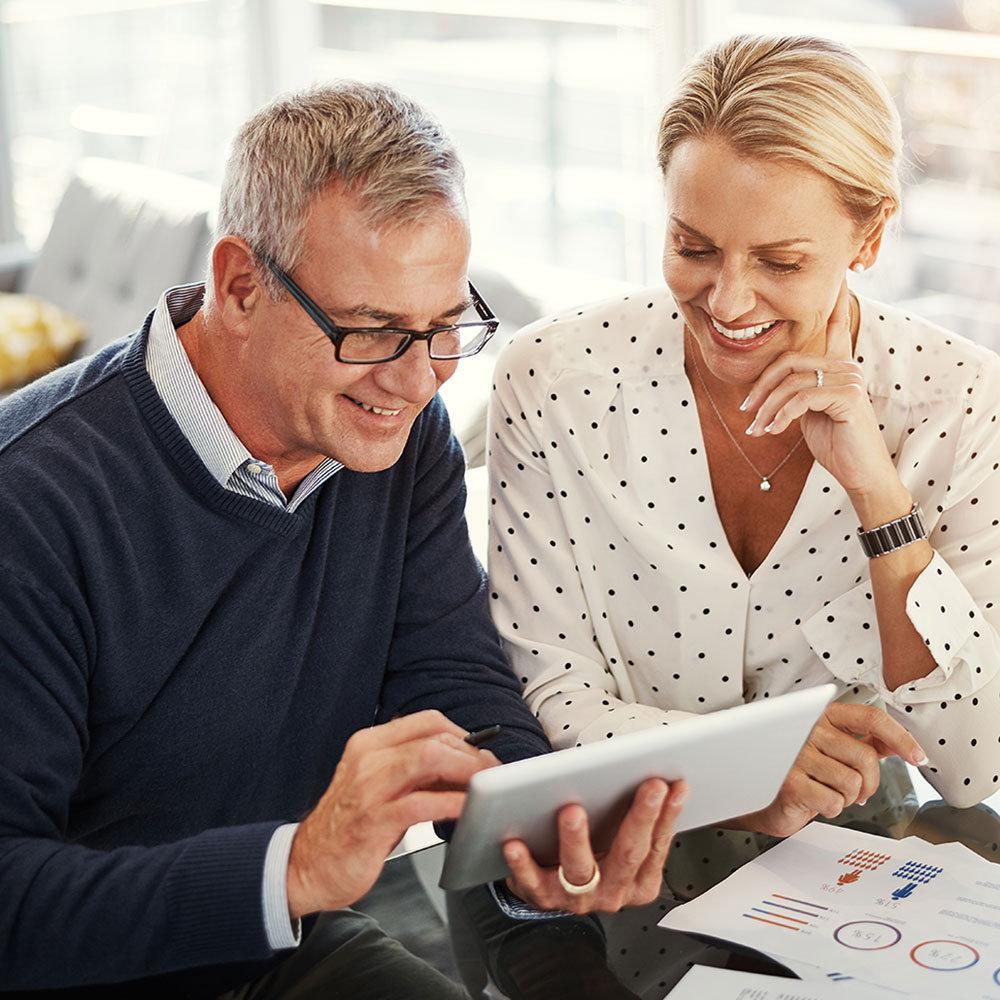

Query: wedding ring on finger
[[557, 863, 601, 895], [815, 368, 824, 388]]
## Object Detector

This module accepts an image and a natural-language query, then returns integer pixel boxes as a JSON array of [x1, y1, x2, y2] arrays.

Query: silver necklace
[[687, 334, 805, 492]]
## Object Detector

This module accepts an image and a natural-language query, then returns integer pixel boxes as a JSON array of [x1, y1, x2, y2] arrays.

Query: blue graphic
[[890, 861, 942, 892]]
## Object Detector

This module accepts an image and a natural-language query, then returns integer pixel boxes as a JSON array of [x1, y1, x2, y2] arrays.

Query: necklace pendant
[[760, 479, 772, 492]]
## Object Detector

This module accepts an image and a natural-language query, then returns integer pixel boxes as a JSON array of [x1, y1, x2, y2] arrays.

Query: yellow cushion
[[0, 293, 86, 390]]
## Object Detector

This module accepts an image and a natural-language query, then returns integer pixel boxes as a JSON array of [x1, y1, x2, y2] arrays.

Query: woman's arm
[[744, 287, 1000, 805]]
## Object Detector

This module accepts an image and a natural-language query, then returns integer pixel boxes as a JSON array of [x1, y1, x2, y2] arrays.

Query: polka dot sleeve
[[486, 305, 698, 748], [803, 335, 1000, 806]]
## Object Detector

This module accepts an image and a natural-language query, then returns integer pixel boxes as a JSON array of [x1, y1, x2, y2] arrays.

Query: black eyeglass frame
[[259, 252, 499, 365]]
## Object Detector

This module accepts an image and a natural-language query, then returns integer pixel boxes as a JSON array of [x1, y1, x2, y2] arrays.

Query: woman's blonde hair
[[657, 34, 902, 234]]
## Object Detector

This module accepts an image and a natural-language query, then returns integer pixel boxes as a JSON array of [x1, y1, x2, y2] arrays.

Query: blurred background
[[0, 0, 998, 347]]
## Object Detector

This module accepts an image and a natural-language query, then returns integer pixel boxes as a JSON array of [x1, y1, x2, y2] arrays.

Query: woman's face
[[662, 137, 865, 390]]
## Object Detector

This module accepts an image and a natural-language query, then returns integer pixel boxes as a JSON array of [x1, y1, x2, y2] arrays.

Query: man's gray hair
[[213, 81, 466, 297]]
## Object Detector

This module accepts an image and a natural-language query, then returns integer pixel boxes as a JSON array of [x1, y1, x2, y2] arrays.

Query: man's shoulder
[[406, 391, 463, 467], [0, 334, 138, 459]]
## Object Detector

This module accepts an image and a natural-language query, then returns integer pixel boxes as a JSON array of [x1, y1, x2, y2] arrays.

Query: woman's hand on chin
[[741, 280, 899, 506], [727, 702, 928, 840]]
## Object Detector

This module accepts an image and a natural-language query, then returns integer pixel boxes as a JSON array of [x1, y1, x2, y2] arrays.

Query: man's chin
[[337, 442, 409, 474]]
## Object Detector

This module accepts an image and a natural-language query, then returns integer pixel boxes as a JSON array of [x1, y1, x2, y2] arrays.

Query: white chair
[[5, 157, 215, 353]]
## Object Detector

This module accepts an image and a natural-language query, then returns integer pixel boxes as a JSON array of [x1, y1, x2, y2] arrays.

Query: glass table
[[370, 771, 1000, 999]]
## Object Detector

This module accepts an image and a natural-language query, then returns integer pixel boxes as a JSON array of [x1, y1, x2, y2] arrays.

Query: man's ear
[[211, 237, 263, 339]]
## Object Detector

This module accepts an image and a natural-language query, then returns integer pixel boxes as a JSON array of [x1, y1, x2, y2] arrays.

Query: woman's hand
[[732, 702, 928, 839], [742, 280, 900, 507], [502, 778, 687, 914]]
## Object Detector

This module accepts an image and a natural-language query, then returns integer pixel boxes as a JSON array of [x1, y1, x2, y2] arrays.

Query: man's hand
[[500, 778, 688, 914], [733, 702, 927, 839], [286, 710, 498, 919]]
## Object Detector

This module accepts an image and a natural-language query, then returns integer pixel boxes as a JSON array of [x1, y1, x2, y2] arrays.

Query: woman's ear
[[852, 201, 893, 273], [211, 237, 263, 340]]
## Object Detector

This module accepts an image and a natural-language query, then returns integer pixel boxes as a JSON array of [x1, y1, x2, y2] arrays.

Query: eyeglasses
[[259, 252, 499, 365]]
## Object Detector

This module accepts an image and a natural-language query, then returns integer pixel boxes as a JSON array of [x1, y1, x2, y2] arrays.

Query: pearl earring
[[851, 262, 865, 273]]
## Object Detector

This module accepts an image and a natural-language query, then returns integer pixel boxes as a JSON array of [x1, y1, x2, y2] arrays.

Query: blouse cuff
[[801, 552, 999, 704]]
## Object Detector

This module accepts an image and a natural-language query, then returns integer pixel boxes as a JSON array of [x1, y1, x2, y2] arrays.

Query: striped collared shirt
[[145, 283, 349, 949], [145, 284, 342, 512]]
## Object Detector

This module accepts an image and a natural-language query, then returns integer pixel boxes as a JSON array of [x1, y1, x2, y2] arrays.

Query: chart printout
[[663, 963, 937, 1000], [660, 823, 1000, 998]]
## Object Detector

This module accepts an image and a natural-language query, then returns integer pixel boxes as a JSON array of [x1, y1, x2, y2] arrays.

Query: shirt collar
[[145, 283, 256, 489]]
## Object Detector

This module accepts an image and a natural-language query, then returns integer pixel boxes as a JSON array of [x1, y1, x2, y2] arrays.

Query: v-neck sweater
[[0, 317, 548, 994]]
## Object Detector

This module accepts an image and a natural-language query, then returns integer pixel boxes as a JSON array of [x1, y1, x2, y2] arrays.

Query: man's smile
[[348, 396, 403, 417]]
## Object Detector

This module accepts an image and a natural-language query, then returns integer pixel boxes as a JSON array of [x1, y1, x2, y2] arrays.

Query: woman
[[487, 32, 1000, 992]]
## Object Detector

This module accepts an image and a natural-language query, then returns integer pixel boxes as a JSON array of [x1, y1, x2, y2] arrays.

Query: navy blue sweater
[[0, 318, 549, 995]]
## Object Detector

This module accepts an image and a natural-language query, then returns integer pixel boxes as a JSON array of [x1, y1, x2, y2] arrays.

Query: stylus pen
[[464, 724, 502, 747]]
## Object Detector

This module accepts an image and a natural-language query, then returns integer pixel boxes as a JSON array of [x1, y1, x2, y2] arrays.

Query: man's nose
[[376, 338, 440, 400]]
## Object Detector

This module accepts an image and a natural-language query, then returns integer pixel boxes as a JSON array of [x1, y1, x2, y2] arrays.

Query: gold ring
[[557, 864, 601, 895]]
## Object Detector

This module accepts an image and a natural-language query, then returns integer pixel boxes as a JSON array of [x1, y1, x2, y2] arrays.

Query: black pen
[[464, 724, 502, 747]]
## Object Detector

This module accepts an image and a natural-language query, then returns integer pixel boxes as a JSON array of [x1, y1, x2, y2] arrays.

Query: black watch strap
[[857, 503, 927, 559]]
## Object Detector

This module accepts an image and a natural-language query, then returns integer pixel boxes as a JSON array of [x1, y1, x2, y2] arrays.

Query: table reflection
[[371, 772, 1000, 999]]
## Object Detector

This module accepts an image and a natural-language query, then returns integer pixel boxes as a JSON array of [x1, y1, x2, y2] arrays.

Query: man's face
[[245, 186, 471, 475]]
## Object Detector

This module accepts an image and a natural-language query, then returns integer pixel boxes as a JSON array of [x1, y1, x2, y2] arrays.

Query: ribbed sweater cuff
[[166, 821, 282, 968]]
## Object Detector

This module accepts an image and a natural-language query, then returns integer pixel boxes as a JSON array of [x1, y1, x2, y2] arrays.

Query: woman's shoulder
[[494, 285, 683, 390], [857, 296, 1000, 403]]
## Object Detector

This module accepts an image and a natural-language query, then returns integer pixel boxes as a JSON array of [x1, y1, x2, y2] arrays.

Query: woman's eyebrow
[[671, 214, 816, 250]]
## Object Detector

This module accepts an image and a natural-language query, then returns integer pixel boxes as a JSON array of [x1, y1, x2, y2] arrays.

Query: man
[[0, 83, 682, 998]]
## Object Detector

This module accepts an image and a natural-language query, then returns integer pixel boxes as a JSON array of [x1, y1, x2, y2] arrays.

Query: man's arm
[[284, 711, 498, 918], [0, 564, 285, 989], [375, 396, 551, 763]]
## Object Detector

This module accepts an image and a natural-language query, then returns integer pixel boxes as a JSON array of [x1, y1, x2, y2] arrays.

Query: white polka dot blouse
[[486, 288, 1000, 809]]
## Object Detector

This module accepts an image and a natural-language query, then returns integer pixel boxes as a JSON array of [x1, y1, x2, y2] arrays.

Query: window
[[0, 0, 997, 345], [0, 0, 248, 248], [725, 0, 1000, 347], [299, 1, 668, 308]]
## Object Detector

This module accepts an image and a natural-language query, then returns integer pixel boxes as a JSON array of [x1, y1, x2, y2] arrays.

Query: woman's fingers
[[745, 362, 865, 436], [742, 281, 860, 436], [737, 704, 925, 839], [825, 277, 854, 361], [824, 701, 928, 766]]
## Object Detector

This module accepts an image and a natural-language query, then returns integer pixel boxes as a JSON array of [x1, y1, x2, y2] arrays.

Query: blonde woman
[[487, 34, 1000, 994]]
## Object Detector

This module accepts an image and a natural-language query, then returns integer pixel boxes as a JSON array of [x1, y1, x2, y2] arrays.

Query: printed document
[[660, 823, 1000, 998]]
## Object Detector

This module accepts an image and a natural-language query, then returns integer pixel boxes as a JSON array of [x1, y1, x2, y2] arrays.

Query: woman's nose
[[707, 261, 756, 322]]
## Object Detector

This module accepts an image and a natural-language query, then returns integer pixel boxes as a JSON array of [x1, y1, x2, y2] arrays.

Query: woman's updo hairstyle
[[657, 34, 902, 236]]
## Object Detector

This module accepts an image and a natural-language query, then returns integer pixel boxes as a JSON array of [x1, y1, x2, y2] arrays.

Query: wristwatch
[[857, 503, 928, 559]]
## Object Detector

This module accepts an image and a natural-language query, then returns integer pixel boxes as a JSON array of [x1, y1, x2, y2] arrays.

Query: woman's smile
[[663, 137, 860, 386]]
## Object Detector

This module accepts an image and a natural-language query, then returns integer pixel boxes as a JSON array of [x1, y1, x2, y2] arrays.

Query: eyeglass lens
[[338, 323, 493, 363]]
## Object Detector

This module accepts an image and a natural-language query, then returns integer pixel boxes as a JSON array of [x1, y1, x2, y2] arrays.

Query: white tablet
[[439, 683, 836, 891]]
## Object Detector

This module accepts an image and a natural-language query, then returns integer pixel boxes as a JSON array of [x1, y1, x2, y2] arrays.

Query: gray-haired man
[[0, 83, 682, 998]]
